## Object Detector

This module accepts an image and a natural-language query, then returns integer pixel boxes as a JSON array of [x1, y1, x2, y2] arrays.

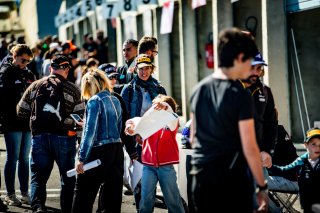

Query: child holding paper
[[125, 95, 184, 213]]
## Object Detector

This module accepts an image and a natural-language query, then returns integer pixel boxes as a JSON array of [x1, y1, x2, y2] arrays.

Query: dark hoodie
[[246, 79, 278, 154], [0, 56, 35, 132]]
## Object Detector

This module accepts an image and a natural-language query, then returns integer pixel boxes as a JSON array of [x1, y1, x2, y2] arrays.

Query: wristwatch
[[256, 180, 268, 193]]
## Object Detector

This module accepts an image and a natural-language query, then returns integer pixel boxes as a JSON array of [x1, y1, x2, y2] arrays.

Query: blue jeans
[[30, 134, 76, 213], [253, 167, 282, 213], [139, 165, 184, 213], [268, 176, 299, 191], [4, 131, 31, 195]]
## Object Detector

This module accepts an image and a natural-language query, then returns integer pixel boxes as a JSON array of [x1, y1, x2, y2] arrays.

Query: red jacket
[[141, 125, 179, 167]]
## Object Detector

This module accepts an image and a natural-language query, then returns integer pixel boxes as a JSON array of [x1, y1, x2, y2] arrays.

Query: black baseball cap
[[98, 63, 119, 78], [51, 54, 71, 70]]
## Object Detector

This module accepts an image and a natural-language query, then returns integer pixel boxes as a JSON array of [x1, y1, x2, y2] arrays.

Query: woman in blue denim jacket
[[72, 69, 124, 213]]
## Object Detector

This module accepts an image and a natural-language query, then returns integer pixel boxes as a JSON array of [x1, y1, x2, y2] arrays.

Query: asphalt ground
[[0, 134, 306, 213], [0, 135, 167, 213]]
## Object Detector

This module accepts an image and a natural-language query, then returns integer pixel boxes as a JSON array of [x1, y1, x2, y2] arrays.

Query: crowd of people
[[0, 27, 319, 213]]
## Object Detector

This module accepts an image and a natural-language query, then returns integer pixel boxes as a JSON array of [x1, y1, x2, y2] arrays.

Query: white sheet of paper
[[67, 159, 101, 177], [160, 0, 174, 34], [134, 106, 178, 139], [130, 160, 143, 190]]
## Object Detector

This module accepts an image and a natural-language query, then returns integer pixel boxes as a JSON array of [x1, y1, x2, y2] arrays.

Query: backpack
[[30, 76, 67, 134], [272, 125, 298, 166]]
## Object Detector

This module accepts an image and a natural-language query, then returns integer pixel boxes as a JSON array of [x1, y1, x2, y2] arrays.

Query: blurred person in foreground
[[189, 28, 268, 212]]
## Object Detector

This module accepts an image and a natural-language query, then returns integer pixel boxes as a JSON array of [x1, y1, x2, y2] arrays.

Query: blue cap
[[98, 63, 119, 77], [252, 52, 268, 66]]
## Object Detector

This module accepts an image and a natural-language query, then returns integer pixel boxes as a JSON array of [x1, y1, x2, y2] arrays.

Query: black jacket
[[246, 80, 278, 154], [115, 59, 136, 94], [272, 125, 298, 166], [0, 57, 35, 132], [113, 92, 137, 159]]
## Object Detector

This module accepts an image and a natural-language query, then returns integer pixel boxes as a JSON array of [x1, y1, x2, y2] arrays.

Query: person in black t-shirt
[[190, 28, 268, 213]]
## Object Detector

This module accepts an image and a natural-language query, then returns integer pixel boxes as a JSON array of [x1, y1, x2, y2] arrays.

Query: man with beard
[[243, 52, 278, 164], [242, 52, 279, 212]]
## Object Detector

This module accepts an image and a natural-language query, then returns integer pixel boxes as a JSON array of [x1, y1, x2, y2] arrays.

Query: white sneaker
[[20, 194, 31, 205], [4, 194, 22, 206]]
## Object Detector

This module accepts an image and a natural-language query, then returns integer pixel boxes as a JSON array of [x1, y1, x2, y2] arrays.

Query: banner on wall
[[54, 0, 161, 28], [160, 0, 174, 34], [192, 0, 206, 9]]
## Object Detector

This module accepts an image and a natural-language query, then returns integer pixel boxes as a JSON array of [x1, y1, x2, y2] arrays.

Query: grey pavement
[[0, 135, 167, 213], [0, 133, 305, 213]]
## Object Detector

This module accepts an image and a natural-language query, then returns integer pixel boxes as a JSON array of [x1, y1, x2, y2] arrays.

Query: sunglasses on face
[[108, 75, 117, 80], [20, 57, 32, 64]]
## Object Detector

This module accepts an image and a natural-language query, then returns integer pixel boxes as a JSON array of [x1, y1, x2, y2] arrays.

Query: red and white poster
[[160, 0, 174, 34]]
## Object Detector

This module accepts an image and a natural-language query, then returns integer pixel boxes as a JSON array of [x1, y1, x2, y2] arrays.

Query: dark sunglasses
[[108, 75, 117, 80], [20, 58, 32, 64]]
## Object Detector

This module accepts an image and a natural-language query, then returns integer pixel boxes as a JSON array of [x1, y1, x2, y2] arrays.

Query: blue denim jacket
[[121, 78, 166, 119], [78, 90, 122, 162]]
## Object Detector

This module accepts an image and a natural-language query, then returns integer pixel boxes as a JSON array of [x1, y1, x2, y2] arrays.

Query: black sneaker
[[123, 183, 133, 195], [33, 205, 46, 213], [124, 189, 133, 195], [0, 200, 8, 212]]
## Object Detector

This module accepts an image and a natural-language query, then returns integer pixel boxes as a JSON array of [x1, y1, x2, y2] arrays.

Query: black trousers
[[72, 143, 124, 213], [191, 161, 254, 213]]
